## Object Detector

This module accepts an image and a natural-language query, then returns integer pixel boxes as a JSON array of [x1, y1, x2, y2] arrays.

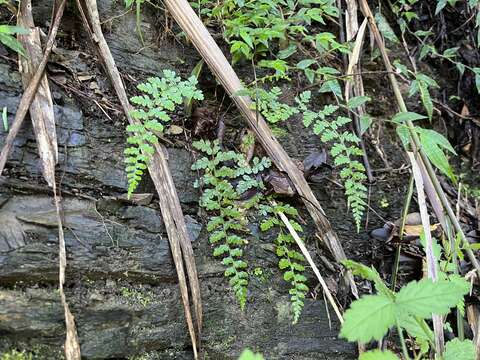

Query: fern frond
[[192, 140, 271, 309], [125, 71, 203, 198]]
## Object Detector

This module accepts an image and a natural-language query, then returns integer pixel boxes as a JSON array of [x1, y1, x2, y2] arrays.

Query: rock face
[[0, 1, 357, 359]]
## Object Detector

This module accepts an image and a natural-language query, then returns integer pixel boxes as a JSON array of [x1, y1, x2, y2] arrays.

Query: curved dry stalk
[[274, 202, 344, 324], [13, 2, 81, 359], [408, 152, 445, 355]]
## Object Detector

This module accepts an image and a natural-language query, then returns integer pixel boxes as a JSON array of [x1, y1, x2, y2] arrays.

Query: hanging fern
[[238, 85, 367, 230], [192, 139, 271, 308], [259, 202, 309, 323], [125, 70, 203, 197], [298, 92, 367, 231]]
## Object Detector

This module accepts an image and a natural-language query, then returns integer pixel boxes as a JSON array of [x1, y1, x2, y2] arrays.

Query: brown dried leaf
[[264, 170, 296, 196]]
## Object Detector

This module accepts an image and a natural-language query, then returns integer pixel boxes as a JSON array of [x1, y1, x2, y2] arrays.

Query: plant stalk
[[396, 319, 411, 360], [391, 174, 414, 290]]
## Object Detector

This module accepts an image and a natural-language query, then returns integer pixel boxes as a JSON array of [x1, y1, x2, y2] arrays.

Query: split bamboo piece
[[17, 1, 81, 359]]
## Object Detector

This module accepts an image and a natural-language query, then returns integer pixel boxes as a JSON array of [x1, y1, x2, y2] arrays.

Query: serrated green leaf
[[444, 339, 475, 360], [340, 294, 396, 342], [398, 315, 433, 343], [419, 129, 456, 181], [359, 115, 373, 135], [375, 12, 399, 43], [347, 96, 371, 110], [297, 59, 317, 70], [278, 44, 297, 59], [396, 278, 469, 318]]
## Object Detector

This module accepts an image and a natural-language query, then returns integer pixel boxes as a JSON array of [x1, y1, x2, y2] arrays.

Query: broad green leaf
[[395, 278, 469, 318], [0, 25, 30, 35], [342, 260, 393, 298], [319, 79, 342, 99], [296, 59, 317, 70], [392, 112, 427, 124], [375, 12, 399, 43], [239, 30, 253, 48], [347, 96, 371, 110], [419, 129, 456, 181], [419, 45, 436, 60], [359, 115, 373, 135], [238, 349, 265, 360], [444, 339, 475, 360], [0, 33, 27, 57], [414, 30, 434, 38], [417, 128, 456, 154], [418, 81, 433, 120], [443, 47, 459, 59], [435, 0, 448, 14], [359, 350, 399, 360], [304, 68, 315, 84], [398, 315, 433, 343], [340, 294, 396, 342], [474, 68, 480, 94], [278, 44, 297, 59]]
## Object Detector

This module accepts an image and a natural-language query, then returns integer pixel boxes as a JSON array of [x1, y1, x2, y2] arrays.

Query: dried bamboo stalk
[[17, 1, 58, 186], [164, 0, 358, 298], [17, 2, 81, 359], [344, 1, 373, 182], [76, 1, 202, 357], [0, 0, 66, 175]]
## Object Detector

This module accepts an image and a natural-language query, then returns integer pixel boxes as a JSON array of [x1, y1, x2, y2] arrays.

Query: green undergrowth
[[192, 139, 308, 322]]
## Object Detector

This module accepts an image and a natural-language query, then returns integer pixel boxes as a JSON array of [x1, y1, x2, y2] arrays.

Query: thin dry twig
[[75, 1, 202, 357], [274, 201, 344, 324], [408, 151, 445, 354]]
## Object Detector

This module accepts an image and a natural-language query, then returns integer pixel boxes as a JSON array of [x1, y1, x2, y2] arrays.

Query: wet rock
[[0, 195, 175, 284], [185, 215, 202, 242], [0, 283, 355, 360], [0, 213, 25, 252], [121, 205, 165, 233], [167, 148, 199, 204]]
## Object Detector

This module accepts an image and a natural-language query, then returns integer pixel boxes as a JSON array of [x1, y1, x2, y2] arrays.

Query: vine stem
[[272, 201, 344, 324], [396, 319, 411, 360], [391, 174, 414, 291]]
